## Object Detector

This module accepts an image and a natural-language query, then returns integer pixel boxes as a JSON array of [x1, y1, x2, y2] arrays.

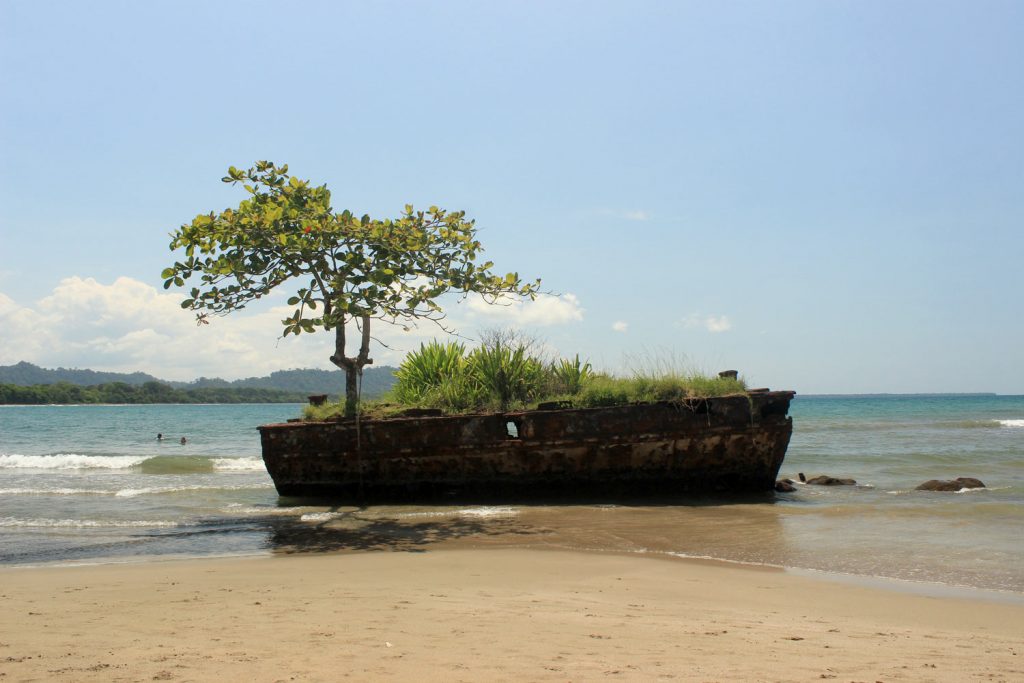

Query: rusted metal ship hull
[[258, 391, 795, 501]]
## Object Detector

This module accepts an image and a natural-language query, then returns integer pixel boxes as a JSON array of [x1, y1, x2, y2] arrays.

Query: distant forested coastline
[[0, 362, 398, 404], [0, 381, 311, 405]]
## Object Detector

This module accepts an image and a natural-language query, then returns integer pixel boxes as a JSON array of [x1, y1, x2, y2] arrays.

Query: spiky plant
[[393, 340, 468, 405], [549, 354, 593, 395], [467, 340, 546, 411]]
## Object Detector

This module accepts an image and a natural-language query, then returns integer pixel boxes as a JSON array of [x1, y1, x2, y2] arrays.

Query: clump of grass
[[572, 373, 632, 407], [570, 372, 745, 409], [629, 371, 747, 403], [302, 400, 341, 421], [302, 397, 422, 421]]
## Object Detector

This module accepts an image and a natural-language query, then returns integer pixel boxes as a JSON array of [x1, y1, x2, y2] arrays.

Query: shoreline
[[2, 546, 1022, 681], [7, 540, 1024, 605], [4, 497, 1024, 596]]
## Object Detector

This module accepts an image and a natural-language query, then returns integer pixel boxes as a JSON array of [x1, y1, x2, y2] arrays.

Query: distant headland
[[800, 393, 1000, 398], [0, 361, 397, 405]]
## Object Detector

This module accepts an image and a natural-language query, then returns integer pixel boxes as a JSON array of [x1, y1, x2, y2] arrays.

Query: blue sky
[[1, 1, 1021, 393]]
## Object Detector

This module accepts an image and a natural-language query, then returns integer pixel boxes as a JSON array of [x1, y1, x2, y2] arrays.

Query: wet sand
[[1, 548, 1022, 682]]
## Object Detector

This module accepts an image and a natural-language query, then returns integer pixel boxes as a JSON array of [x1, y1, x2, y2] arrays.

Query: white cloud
[[705, 316, 732, 333], [463, 292, 584, 327], [612, 321, 628, 333], [683, 313, 733, 333], [0, 277, 341, 379], [0, 292, 19, 316], [0, 277, 586, 380]]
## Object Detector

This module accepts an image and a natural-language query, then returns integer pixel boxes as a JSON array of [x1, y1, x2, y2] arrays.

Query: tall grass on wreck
[[572, 352, 747, 408]]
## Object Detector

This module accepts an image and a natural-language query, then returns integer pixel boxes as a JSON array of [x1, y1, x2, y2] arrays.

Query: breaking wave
[[211, 457, 267, 472], [0, 483, 274, 498], [0, 517, 179, 528], [114, 483, 274, 498], [0, 487, 110, 496], [0, 453, 265, 473], [0, 453, 147, 469]]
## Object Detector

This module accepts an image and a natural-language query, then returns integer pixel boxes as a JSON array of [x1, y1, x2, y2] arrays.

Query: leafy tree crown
[[163, 161, 541, 336]]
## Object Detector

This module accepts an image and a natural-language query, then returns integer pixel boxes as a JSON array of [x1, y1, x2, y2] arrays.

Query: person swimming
[[180, 436, 187, 444], [157, 433, 163, 441]]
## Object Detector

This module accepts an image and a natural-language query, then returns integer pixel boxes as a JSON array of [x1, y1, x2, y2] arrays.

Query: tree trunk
[[329, 315, 373, 418]]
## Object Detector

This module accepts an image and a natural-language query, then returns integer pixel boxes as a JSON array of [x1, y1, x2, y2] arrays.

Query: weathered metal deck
[[258, 391, 795, 502]]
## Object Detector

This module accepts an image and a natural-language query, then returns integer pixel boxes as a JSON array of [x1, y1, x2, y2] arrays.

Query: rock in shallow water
[[915, 477, 985, 492], [804, 475, 857, 486], [775, 480, 797, 492]]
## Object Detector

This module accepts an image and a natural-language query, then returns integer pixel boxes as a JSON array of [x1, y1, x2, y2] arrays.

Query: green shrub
[[391, 336, 549, 412], [548, 354, 592, 395], [466, 341, 546, 411], [393, 340, 468, 405]]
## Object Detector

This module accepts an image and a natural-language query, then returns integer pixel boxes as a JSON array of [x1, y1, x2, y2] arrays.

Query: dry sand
[[1, 548, 1021, 682]]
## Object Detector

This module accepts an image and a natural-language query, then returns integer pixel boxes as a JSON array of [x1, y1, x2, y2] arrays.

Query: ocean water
[[1, 396, 1022, 594]]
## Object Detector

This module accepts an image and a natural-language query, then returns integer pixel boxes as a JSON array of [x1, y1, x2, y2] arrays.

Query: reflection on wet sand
[[262, 509, 542, 554], [259, 497, 792, 568]]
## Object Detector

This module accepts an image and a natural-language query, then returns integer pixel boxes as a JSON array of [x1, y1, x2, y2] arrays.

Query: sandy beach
[[1, 549, 1021, 682]]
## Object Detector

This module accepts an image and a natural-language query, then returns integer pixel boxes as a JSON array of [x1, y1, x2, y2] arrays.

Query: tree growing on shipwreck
[[162, 161, 540, 416]]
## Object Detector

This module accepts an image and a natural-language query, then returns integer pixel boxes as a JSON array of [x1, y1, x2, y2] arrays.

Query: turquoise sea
[[1, 396, 1022, 594]]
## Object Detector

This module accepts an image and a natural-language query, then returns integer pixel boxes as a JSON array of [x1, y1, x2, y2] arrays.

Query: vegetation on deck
[[303, 337, 747, 420]]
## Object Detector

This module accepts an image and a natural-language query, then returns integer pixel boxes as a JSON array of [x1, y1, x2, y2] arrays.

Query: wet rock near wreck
[[803, 475, 857, 486], [915, 477, 986, 492], [775, 480, 797, 493]]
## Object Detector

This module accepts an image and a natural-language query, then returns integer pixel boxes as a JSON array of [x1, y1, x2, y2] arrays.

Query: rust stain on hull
[[258, 391, 795, 502]]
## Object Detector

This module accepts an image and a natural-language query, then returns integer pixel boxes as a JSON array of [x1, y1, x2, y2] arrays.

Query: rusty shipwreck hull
[[258, 391, 795, 502]]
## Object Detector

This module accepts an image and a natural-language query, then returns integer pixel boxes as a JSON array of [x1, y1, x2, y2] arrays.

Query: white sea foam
[[300, 511, 346, 522], [115, 486, 212, 498], [457, 506, 519, 518], [0, 453, 147, 469], [0, 517, 178, 528], [115, 483, 275, 498], [227, 506, 307, 516], [0, 487, 112, 496], [997, 419, 1024, 428], [399, 507, 520, 519], [0, 483, 273, 498], [0, 453, 267, 472], [660, 550, 785, 570], [889, 485, 1007, 495], [212, 457, 267, 471]]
